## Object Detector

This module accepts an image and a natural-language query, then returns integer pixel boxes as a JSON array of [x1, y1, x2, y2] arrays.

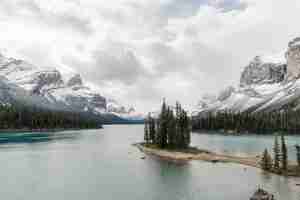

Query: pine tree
[[167, 109, 176, 148], [149, 116, 156, 144], [281, 133, 288, 171], [144, 117, 150, 145], [178, 105, 185, 148], [175, 102, 182, 148], [261, 149, 272, 171], [158, 99, 168, 148], [182, 110, 190, 148], [295, 145, 300, 168], [273, 134, 281, 172]]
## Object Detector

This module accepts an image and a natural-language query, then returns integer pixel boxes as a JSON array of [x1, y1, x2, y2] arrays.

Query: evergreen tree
[[175, 102, 182, 148], [144, 118, 150, 145], [281, 133, 288, 171], [182, 110, 190, 148], [273, 134, 281, 172], [167, 109, 176, 148], [261, 149, 272, 171], [149, 116, 156, 144], [295, 145, 300, 168], [158, 99, 168, 148], [183, 106, 191, 148]]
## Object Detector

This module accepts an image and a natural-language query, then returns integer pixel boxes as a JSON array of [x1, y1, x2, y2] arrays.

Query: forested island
[[143, 100, 191, 149], [138, 101, 300, 177]]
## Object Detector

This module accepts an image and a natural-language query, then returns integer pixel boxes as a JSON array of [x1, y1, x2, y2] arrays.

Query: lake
[[0, 125, 299, 200]]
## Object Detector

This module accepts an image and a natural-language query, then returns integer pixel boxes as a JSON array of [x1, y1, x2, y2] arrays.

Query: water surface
[[0, 125, 299, 200]]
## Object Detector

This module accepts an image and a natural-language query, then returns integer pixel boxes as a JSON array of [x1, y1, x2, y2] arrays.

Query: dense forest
[[192, 109, 300, 134], [144, 100, 191, 149], [0, 104, 102, 130]]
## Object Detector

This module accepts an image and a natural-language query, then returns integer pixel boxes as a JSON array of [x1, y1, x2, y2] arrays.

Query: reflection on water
[[0, 126, 298, 200], [0, 131, 80, 144], [192, 131, 300, 160]]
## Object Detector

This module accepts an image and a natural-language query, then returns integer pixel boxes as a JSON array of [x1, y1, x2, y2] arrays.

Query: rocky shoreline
[[135, 143, 300, 177], [135, 143, 260, 166]]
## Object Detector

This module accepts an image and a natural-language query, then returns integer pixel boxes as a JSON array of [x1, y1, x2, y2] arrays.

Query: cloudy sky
[[0, 0, 300, 112]]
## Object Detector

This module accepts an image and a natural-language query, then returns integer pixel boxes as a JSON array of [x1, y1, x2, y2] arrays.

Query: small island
[[135, 143, 260, 166], [137, 100, 300, 178]]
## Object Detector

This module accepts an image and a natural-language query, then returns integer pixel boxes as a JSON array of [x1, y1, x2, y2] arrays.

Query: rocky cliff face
[[0, 75, 68, 111], [193, 37, 300, 115], [286, 37, 300, 79], [106, 99, 144, 120], [31, 70, 63, 95], [67, 74, 83, 87], [217, 86, 235, 101], [0, 53, 109, 115], [240, 56, 286, 87], [0, 53, 143, 121]]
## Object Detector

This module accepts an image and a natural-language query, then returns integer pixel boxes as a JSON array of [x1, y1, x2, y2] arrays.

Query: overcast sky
[[0, 0, 300, 112]]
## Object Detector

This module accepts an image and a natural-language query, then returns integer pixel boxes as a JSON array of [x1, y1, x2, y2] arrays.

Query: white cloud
[[0, 0, 299, 112]]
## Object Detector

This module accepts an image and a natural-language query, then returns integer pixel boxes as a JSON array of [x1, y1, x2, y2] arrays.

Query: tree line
[[144, 100, 191, 149], [192, 109, 300, 134], [0, 104, 102, 130]]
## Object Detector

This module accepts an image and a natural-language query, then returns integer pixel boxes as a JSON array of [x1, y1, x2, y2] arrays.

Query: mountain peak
[[240, 55, 286, 87], [288, 37, 300, 48], [0, 52, 143, 121], [194, 37, 300, 115], [67, 74, 83, 87], [286, 37, 300, 78]]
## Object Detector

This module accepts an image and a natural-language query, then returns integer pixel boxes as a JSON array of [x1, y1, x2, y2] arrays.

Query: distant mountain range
[[193, 37, 300, 116], [6, 36, 300, 122], [0, 53, 144, 123]]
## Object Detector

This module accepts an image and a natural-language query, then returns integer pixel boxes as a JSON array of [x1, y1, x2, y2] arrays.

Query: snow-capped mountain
[[0, 53, 143, 121], [0, 54, 107, 113], [193, 37, 300, 116], [106, 99, 144, 120], [0, 75, 58, 109]]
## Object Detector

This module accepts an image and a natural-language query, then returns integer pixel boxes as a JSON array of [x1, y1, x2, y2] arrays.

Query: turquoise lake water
[[0, 125, 299, 200]]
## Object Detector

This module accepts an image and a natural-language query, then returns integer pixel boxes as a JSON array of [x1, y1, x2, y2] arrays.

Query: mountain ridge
[[0, 53, 144, 122], [193, 37, 300, 116]]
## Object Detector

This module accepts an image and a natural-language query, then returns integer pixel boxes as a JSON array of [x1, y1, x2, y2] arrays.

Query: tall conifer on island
[[182, 110, 191, 148], [273, 134, 281, 172], [295, 145, 300, 168], [149, 115, 156, 144], [143, 113, 157, 145], [281, 133, 288, 171], [175, 102, 182, 148], [158, 99, 168, 149], [261, 149, 272, 171], [167, 109, 176, 148], [144, 117, 150, 145]]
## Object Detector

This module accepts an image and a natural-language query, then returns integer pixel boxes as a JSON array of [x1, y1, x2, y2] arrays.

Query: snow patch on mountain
[[193, 37, 300, 116], [240, 55, 286, 87], [286, 37, 300, 78], [106, 99, 144, 120], [0, 52, 143, 120], [259, 51, 286, 64]]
